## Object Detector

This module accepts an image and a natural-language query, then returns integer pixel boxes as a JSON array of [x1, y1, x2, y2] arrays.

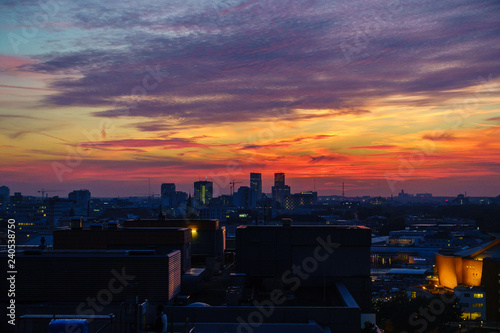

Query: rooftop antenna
[[342, 182, 345, 198], [313, 178, 316, 192]]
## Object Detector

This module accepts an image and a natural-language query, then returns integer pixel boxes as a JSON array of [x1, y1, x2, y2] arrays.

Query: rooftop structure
[[53, 226, 192, 271]]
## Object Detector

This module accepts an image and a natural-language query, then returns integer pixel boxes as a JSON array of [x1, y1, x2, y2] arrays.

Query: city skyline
[[0, 173, 498, 199], [1, 1, 500, 198]]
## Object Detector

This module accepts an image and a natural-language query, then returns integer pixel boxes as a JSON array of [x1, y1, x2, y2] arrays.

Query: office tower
[[274, 172, 285, 188], [272, 172, 290, 206], [161, 183, 177, 208], [0, 186, 10, 211], [175, 191, 188, 204], [0, 186, 10, 201], [194, 180, 213, 206], [250, 173, 262, 200], [68, 189, 91, 215], [284, 191, 318, 210], [234, 186, 257, 209]]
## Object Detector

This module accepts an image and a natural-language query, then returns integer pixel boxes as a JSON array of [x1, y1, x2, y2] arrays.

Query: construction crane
[[229, 180, 242, 197], [38, 189, 62, 199]]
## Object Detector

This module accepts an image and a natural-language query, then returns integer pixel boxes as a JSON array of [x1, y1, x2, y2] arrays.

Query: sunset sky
[[1, 0, 500, 197]]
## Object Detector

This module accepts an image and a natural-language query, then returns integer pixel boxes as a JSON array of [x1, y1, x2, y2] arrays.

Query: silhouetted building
[[1, 249, 182, 303], [415, 193, 433, 200], [250, 173, 262, 200], [54, 226, 192, 272], [0, 186, 9, 211], [194, 180, 213, 207], [7, 193, 48, 230], [285, 191, 318, 210], [235, 224, 372, 312], [68, 189, 91, 216], [272, 172, 290, 207], [483, 257, 500, 322], [161, 183, 177, 208], [176, 191, 188, 204], [46, 197, 76, 229], [124, 219, 226, 274], [234, 186, 257, 209]]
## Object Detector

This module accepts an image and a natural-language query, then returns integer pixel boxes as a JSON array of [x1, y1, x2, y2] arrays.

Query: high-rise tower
[[250, 173, 262, 200], [272, 172, 290, 207], [161, 183, 176, 208], [194, 180, 213, 206]]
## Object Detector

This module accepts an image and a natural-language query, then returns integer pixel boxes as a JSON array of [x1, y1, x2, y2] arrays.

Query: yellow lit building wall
[[436, 254, 483, 289], [462, 258, 483, 287], [436, 254, 460, 289]]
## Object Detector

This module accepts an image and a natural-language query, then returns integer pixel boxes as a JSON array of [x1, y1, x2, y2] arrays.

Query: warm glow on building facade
[[435, 255, 483, 289]]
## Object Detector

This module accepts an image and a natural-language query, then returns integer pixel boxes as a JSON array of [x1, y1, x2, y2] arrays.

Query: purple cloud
[[8, 0, 500, 129]]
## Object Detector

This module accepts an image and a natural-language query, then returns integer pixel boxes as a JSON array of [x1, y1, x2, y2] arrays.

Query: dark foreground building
[[53, 226, 192, 271], [1, 223, 373, 333], [123, 219, 225, 272], [235, 224, 372, 312], [1, 249, 182, 332]]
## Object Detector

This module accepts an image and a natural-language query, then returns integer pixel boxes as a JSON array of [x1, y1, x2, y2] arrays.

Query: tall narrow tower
[[250, 173, 262, 200], [272, 172, 290, 206], [194, 180, 213, 206]]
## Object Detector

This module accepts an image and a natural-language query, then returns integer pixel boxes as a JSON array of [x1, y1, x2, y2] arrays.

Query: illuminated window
[[471, 312, 482, 320], [474, 293, 484, 298], [462, 312, 482, 320], [472, 303, 483, 308], [411, 291, 416, 299]]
